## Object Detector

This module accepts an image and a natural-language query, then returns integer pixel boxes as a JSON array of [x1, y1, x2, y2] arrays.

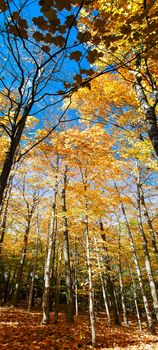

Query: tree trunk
[[49, 215, 57, 312], [0, 256, 5, 305], [99, 220, 120, 325], [11, 209, 33, 306], [28, 215, 40, 312], [134, 54, 158, 156], [115, 182, 155, 334], [72, 248, 79, 317], [118, 221, 128, 325], [85, 216, 96, 347], [94, 236, 110, 324], [42, 175, 58, 324], [54, 248, 63, 324], [0, 174, 13, 255], [137, 179, 158, 321], [140, 185, 158, 263], [74, 266, 78, 317], [0, 105, 32, 207], [128, 263, 142, 330], [62, 165, 74, 322]]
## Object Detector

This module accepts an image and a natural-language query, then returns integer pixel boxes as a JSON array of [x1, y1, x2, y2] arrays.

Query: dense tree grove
[[0, 0, 158, 348]]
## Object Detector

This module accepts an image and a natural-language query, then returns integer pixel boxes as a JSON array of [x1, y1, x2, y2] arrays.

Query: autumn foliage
[[0, 0, 158, 349]]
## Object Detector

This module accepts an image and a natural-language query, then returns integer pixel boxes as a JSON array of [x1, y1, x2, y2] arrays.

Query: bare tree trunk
[[134, 54, 158, 156], [62, 165, 74, 322], [0, 174, 13, 255], [115, 182, 155, 334], [0, 103, 34, 208], [42, 170, 58, 324], [11, 196, 36, 306], [128, 263, 142, 330], [140, 185, 158, 263], [28, 214, 40, 312], [137, 177, 158, 322], [85, 215, 96, 347], [94, 236, 110, 324], [74, 266, 78, 317], [49, 215, 58, 312], [0, 174, 14, 303], [99, 220, 120, 325], [118, 221, 128, 325], [54, 248, 63, 324], [71, 247, 79, 317], [0, 257, 5, 305]]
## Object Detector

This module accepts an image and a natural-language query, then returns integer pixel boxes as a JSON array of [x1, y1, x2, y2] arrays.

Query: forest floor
[[0, 307, 158, 350]]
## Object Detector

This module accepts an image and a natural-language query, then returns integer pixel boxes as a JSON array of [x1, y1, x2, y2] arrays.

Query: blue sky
[[0, 0, 95, 139]]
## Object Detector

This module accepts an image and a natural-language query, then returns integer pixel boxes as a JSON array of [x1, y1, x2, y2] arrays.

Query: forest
[[0, 0, 158, 349]]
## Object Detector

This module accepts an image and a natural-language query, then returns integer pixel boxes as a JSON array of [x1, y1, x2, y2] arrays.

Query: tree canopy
[[0, 1, 158, 348]]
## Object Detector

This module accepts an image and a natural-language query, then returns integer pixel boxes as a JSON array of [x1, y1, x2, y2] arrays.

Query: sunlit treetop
[[79, 0, 158, 62]]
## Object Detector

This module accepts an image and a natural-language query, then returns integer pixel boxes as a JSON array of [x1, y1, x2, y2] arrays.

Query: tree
[[0, 0, 104, 208], [76, 0, 158, 155], [114, 182, 155, 333], [11, 180, 39, 306]]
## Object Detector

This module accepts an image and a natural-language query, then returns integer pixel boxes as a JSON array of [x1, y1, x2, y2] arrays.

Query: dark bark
[[134, 55, 158, 156], [0, 174, 13, 254], [28, 215, 40, 312], [0, 105, 32, 207], [54, 248, 63, 324], [11, 198, 36, 306]]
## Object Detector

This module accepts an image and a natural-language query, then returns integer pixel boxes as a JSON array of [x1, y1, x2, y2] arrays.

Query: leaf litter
[[0, 308, 158, 349]]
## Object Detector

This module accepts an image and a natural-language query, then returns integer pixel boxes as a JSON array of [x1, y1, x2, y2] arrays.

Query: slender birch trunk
[[80, 172, 96, 346], [94, 236, 110, 324], [42, 166, 58, 324], [85, 215, 96, 347], [62, 165, 74, 322], [118, 221, 128, 325], [114, 182, 155, 334], [99, 220, 120, 325], [136, 177, 158, 321], [128, 263, 142, 330]]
